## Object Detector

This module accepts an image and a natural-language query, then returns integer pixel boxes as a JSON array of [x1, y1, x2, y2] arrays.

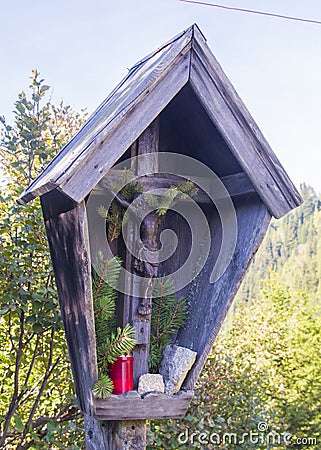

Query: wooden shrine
[[19, 24, 302, 449]]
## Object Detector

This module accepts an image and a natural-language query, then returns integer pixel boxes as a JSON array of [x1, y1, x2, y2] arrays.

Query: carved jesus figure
[[112, 193, 160, 315], [109, 180, 197, 315]]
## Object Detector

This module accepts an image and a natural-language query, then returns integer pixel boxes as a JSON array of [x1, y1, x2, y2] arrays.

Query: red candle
[[109, 355, 134, 395]]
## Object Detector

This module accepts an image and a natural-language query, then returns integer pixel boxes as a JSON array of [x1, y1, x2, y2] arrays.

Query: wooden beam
[[41, 190, 97, 415], [93, 120, 161, 449], [136, 119, 159, 176], [131, 119, 160, 383], [95, 171, 256, 203], [84, 416, 146, 450], [55, 47, 191, 203]]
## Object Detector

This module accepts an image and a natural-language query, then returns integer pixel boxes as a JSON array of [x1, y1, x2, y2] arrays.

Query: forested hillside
[[238, 184, 321, 304]]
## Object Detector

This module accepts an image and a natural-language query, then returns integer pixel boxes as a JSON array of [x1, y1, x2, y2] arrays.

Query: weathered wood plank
[[190, 33, 302, 217], [136, 118, 159, 176], [84, 415, 110, 450], [96, 171, 256, 203], [94, 391, 193, 420], [41, 190, 97, 415], [19, 38, 192, 206], [177, 197, 272, 389], [58, 47, 190, 203]]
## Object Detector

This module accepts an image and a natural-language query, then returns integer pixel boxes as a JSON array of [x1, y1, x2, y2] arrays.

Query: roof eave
[[189, 26, 302, 218]]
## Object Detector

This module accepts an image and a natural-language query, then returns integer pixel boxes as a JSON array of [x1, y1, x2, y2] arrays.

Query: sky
[[1, 0, 321, 193]]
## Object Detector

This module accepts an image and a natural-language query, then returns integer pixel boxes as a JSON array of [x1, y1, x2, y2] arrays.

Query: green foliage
[[108, 168, 143, 202], [149, 280, 187, 372], [0, 71, 86, 448], [100, 324, 136, 367], [148, 188, 321, 449], [100, 169, 143, 241], [92, 253, 120, 348], [92, 375, 114, 400], [98, 202, 123, 242], [149, 181, 198, 216], [237, 183, 321, 304], [100, 173, 198, 241], [92, 254, 136, 398], [148, 278, 321, 449]]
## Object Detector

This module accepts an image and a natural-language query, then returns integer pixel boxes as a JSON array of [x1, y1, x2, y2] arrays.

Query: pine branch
[[155, 282, 165, 340], [159, 299, 182, 339], [149, 279, 187, 372], [100, 324, 136, 367], [92, 375, 114, 399], [92, 254, 121, 309]]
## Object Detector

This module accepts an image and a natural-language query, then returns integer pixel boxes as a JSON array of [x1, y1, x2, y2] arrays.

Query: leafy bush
[[0, 71, 86, 448]]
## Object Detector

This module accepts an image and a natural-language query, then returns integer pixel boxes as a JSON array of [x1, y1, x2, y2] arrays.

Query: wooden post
[[84, 415, 146, 450], [131, 118, 159, 383], [41, 191, 97, 416]]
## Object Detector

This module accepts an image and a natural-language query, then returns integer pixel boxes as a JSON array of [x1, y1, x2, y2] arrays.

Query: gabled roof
[[19, 24, 302, 218]]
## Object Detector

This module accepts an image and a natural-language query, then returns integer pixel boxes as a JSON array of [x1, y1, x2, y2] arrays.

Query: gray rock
[[160, 345, 197, 394], [138, 373, 165, 394]]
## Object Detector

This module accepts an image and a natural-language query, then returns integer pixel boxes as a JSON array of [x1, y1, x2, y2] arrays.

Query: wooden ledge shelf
[[93, 390, 194, 421]]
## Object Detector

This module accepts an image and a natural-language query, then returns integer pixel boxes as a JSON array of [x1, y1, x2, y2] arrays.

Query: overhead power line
[[178, 0, 321, 26]]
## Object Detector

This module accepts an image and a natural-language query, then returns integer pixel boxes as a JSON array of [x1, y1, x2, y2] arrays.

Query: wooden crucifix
[[112, 118, 197, 385], [118, 118, 161, 386]]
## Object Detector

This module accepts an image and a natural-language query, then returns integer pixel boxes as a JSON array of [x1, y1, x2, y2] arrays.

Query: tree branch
[[17, 328, 57, 448], [0, 310, 25, 447]]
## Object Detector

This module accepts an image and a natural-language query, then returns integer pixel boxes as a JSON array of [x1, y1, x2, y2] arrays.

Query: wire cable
[[178, 0, 321, 26]]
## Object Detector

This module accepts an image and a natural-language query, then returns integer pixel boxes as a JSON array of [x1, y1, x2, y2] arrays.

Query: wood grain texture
[[177, 196, 272, 389], [59, 48, 190, 203], [189, 31, 302, 218], [41, 190, 97, 415], [96, 171, 256, 204], [130, 120, 160, 383], [19, 29, 193, 204], [136, 118, 159, 176], [85, 415, 146, 450], [84, 415, 110, 450], [94, 391, 193, 420]]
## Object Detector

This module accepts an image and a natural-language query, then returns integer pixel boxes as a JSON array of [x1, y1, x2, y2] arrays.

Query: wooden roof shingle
[[19, 24, 302, 218]]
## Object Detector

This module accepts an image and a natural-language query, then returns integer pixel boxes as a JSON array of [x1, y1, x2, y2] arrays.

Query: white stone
[[138, 373, 165, 394], [160, 345, 197, 395]]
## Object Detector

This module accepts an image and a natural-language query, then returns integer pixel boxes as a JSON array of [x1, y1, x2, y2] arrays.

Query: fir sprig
[[92, 254, 136, 397], [149, 279, 187, 372], [99, 324, 137, 369], [99, 169, 143, 242], [98, 171, 197, 241], [155, 181, 198, 216], [92, 375, 114, 399], [92, 253, 121, 346]]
